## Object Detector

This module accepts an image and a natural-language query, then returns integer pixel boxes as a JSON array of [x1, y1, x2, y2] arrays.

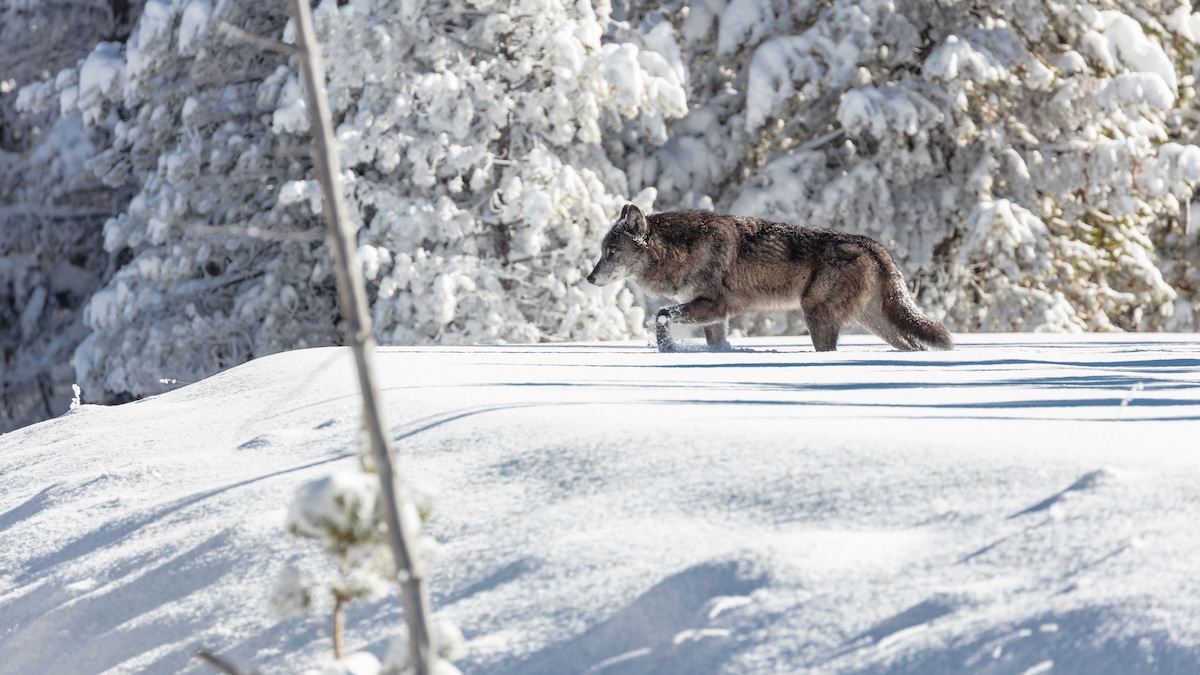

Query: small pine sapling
[[273, 468, 451, 668], [274, 470, 391, 659]]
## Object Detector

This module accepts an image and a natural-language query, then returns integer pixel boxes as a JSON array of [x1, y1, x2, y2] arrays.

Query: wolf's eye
[[607, 247, 617, 256]]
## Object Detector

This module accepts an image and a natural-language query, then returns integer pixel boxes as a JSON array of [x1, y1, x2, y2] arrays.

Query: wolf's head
[[587, 204, 650, 286]]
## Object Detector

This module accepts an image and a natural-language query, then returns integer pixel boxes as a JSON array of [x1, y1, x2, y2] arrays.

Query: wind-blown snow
[[2, 334, 1200, 674]]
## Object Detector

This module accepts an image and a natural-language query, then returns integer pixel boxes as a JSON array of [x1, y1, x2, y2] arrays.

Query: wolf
[[586, 204, 953, 352]]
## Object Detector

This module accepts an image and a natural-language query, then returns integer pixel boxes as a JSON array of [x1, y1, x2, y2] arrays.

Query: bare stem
[[285, 0, 436, 673], [216, 21, 300, 56], [333, 594, 347, 661]]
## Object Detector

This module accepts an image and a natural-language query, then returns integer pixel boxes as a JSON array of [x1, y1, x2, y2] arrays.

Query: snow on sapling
[[383, 618, 466, 675], [305, 650, 384, 675], [274, 468, 450, 667]]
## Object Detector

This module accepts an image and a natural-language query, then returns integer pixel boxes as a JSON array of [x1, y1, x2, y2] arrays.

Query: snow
[[717, 0, 781, 55], [959, 199, 1053, 272], [1166, 7, 1200, 45], [3, 334, 1200, 673], [1096, 73, 1176, 111], [836, 86, 939, 142], [17, 285, 47, 341], [274, 97, 311, 135], [602, 44, 648, 117], [287, 471, 381, 546], [639, 21, 687, 87], [25, 114, 97, 198], [744, 35, 811, 132], [1096, 12, 1177, 92], [922, 35, 1006, 85], [682, 0, 726, 45], [124, 0, 178, 100], [177, 0, 213, 56], [76, 41, 125, 125], [78, 43, 125, 100]]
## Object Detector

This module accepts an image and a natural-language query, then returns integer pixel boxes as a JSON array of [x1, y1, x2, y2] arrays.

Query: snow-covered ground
[[2, 333, 1199, 674]]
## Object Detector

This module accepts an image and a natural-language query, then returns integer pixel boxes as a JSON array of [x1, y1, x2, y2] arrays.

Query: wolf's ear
[[624, 204, 648, 243]]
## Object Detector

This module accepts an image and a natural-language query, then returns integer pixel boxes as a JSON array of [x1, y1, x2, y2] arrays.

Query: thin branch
[[333, 594, 347, 660], [187, 223, 325, 242], [279, 144, 314, 157], [1012, 139, 1091, 154], [0, 204, 115, 220], [0, 49, 56, 74], [436, 29, 500, 57], [286, 1, 437, 673], [195, 651, 250, 675], [798, 127, 847, 152], [216, 21, 300, 57]]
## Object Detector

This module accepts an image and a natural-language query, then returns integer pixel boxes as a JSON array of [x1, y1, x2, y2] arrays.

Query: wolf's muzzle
[[586, 273, 597, 284]]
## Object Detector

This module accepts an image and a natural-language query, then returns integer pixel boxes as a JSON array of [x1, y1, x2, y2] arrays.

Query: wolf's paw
[[657, 339, 678, 353]]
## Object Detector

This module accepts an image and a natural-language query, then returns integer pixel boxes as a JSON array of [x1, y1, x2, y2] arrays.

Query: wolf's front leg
[[655, 308, 679, 352], [655, 298, 728, 352]]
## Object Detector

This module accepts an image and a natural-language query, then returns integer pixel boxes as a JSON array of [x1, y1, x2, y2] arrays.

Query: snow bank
[[2, 335, 1199, 674]]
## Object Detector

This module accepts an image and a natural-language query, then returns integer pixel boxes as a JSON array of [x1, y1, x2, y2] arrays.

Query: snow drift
[[2, 334, 1199, 673]]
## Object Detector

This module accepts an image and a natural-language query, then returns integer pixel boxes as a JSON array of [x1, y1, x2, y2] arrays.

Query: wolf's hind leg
[[802, 303, 842, 352]]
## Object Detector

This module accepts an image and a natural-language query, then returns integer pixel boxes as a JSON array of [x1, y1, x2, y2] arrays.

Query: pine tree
[[48, 0, 342, 400], [638, 0, 1200, 333], [19, 0, 1200, 407], [304, 0, 688, 345], [46, 0, 688, 403], [0, 0, 139, 430]]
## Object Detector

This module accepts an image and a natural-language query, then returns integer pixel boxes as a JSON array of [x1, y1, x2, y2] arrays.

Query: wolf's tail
[[872, 245, 953, 351], [882, 276, 953, 350]]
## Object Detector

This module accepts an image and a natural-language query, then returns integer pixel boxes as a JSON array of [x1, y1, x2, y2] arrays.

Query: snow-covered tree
[[17, 0, 1200, 409], [31, 0, 345, 401], [36, 0, 687, 404], [299, 0, 687, 345], [276, 472, 419, 659], [1, 0, 141, 431], [638, 0, 1200, 334], [274, 468, 461, 672]]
